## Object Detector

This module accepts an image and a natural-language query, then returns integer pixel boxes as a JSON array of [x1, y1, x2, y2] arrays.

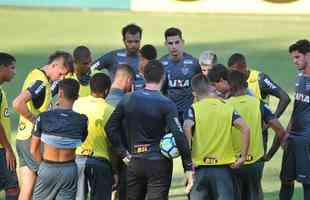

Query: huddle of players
[[0, 22, 309, 200]]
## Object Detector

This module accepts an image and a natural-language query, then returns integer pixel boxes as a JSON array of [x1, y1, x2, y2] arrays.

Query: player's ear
[[58, 88, 64, 98]]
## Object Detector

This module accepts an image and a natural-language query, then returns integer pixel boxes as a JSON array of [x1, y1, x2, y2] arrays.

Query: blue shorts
[[280, 135, 310, 183], [0, 148, 18, 190]]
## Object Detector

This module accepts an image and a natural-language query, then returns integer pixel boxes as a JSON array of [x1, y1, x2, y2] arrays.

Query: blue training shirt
[[160, 52, 201, 113], [32, 108, 88, 149], [91, 48, 144, 90]]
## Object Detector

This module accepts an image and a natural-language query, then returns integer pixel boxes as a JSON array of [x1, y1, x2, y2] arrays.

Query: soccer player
[[226, 71, 288, 200], [30, 78, 88, 200], [138, 44, 157, 76], [160, 27, 201, 124], [207, 63, 231, 98], [105, 60, 193, 200], [106, 65, 134, 200], [73, 73, 115, 200], [106, 64, 135, 107], [279, 39, 310, 200], [199, 50, 218, 76], [91, 24, 144, 90], [227, 53, 290, 152], [12, 51, 73, 200], [183, 74, 250, 200], [68, 46, 93, 97], [0, 53, 19, 200]]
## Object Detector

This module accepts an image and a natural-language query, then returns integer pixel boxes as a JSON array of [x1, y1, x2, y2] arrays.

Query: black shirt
[[105, 89, 192, 171]]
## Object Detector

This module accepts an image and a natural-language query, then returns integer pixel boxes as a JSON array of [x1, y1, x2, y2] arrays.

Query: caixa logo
[[263, 0, 299, 3]]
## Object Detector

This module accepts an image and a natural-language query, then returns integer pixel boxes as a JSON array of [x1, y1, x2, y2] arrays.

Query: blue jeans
[[190, 165, 234, 200]]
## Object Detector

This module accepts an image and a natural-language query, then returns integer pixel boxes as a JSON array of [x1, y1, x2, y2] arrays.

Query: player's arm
[[166, 102, 192, 171], [105, 97, 128, 160], [231, 112, 250, 169], [261, 103, 289, 161], [166, 102, 193, 194], [183, 106, 195, 147], [30, 116, 43, 162], [90, 51, 113, 73], [13, 80, 46, 124], [260, 73, 290, 118]]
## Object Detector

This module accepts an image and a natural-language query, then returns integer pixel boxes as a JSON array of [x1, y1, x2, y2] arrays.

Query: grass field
[[0, 7, 310, 199]]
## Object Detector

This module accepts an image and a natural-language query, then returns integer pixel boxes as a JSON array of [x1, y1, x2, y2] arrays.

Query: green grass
[[0, 7, 310, 199]]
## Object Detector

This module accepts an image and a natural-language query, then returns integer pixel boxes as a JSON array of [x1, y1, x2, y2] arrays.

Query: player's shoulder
[[183, 53, 199, 65], [159, 54, 170, 65]]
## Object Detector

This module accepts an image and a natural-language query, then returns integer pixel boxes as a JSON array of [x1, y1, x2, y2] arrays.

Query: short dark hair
[[207, 64, 229, 83], [116, 64, 135, 78], [289, 39, 310, 54], [0, 52, 16, 67], [73, 46, 91, 63], [227, 53, 246, 67], [48, 51, 74, 73], [122, 24, 142, 40], [90, 73, 111, 94], [192, 73, 210, 96], [228, 70, 248, 92], [164, 27, 182, 40], [144, 60, 165, 84], [140, 44, 157, 60], [58, 78, 80, 100]]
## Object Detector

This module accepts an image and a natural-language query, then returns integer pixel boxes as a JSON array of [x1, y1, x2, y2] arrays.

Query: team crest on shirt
[[3, 108, 9, 117], [183, 59, 193, 65], [161, 61, 169, 66], [116, 52, 126, 57], [182, 67, 190, 75]]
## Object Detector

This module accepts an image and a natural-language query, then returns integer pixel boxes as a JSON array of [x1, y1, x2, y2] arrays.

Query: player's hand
[[5, 147, 16, 171], [112, 174, 119, 190], [122, 152, 132, 166], [231, 156, 246, 169], [184, 170, 194, 194]]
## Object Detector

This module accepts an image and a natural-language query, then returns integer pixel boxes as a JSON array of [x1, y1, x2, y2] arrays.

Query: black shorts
[[231, 161, 264, 200], [127, 157, 173, 200], [0, 148, 18, 190], [280, 135, 310, 184]]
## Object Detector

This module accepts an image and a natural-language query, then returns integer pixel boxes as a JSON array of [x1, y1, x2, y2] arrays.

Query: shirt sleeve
[[260, 101, 276, 123], [27, 80, 46, 100], [105, 96, 127, 159], [166, 102, 193, 171], [183, 106, 195, 123], [232, 111, 242, 125], [32, 115, 42, 137], [91, 51, 114, 72], [259, 73, 283, 99], [51, 81, 59, 97], [81, 115, 88, 142]]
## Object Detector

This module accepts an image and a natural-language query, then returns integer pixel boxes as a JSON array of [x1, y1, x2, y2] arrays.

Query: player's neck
[[232, 89, 246, 97], [145, 83, 161, 91], [57, 100, 74, 110], [91, 92, 104, 98], [304, 66, 310, 75], [170, 52, 183, 62]]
